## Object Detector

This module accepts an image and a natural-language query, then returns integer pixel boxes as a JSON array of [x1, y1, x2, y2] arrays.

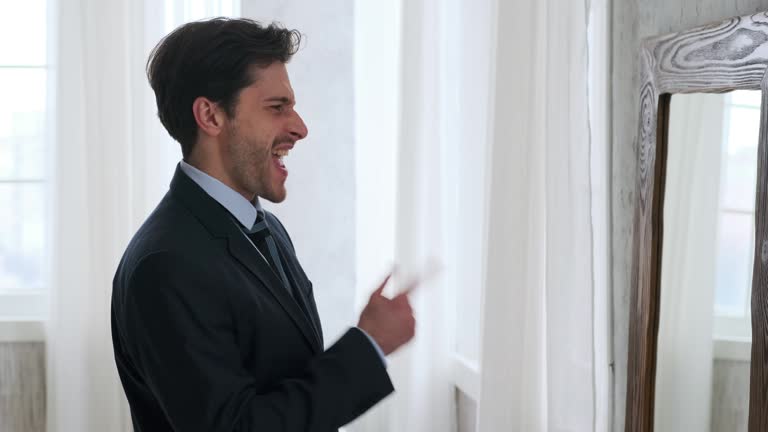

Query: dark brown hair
[[146, 18, 302, 157]]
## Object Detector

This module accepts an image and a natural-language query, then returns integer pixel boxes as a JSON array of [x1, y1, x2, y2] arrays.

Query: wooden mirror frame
[[626, 11, 768, 432]]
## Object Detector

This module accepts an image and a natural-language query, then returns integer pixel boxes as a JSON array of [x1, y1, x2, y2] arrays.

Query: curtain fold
[[361, 0, 606, 430], [48, 1, 140, 430], [385, 0, 456, 431], [477, 0, 599, 430]]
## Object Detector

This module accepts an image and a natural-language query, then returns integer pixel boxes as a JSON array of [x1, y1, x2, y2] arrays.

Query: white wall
[[352, 1, 399, 315], [242, 0, 357, 343], [611, 1, 768, 430]]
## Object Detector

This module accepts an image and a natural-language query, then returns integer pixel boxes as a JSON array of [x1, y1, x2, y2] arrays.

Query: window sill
[[0, 321, 45, 342], [453, 354, 481, 401], [713, 338, 751, 362], [0, 290, 48, 319]]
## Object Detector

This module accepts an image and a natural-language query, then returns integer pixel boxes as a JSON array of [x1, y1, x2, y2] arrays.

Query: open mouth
[[272, 148, 290, 173]]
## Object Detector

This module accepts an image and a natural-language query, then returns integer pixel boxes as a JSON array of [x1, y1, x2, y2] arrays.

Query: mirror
[[655, 90, 760, 432], [625, 11, 768, 432]]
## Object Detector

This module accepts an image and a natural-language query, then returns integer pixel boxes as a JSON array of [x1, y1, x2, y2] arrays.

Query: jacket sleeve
[[116, 250, 394, 432]]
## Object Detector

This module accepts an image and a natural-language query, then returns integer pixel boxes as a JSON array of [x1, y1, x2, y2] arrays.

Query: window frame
[[0, 0, 56, 325]]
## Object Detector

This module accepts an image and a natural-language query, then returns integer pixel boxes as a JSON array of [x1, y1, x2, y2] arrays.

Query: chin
[[262, 189, 287, 204]]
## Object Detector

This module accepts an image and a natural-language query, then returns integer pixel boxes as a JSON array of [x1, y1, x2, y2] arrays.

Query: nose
[[289, 110, 308, 141]]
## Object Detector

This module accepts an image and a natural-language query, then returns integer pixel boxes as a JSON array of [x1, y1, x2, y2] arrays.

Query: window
[[713, 89, 761, 342], [0, 0, 240, 321], [0, 0, 52, 319], [353, 1, 492, 429], [441, 0, 494, 423]]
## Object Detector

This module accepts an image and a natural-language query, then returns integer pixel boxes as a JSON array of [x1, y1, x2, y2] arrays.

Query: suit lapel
[[168, 166, 322, 353], [226, 233, 322, 352], [270, 235, 324, 346]]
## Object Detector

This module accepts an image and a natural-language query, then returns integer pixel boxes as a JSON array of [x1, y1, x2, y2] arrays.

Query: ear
[[192, 96, 227, 138]]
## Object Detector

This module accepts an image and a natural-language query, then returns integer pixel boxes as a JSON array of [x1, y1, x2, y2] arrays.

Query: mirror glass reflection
[[655, 90, 760, 432]]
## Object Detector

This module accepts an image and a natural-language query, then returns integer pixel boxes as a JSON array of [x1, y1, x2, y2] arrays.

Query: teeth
[[273, 149, 290, 157]]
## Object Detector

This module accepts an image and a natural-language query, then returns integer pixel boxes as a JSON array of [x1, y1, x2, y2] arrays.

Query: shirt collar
[[179, 160, 260, 229]]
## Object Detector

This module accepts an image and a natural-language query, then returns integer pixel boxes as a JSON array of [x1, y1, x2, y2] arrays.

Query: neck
[[184, 153, 255, 202]]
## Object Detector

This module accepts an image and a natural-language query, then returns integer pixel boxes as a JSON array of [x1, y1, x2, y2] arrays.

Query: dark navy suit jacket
[[111, 166, 393, 431]]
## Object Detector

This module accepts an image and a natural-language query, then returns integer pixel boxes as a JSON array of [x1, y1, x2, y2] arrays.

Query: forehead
[[243, 62, 295, 100]]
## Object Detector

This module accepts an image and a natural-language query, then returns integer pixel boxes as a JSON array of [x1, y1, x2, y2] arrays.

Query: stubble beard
[[228, 130, 285, 203]]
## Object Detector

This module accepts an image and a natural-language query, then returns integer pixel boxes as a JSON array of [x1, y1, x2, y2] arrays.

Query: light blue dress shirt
[[179, 161, 387, 367]]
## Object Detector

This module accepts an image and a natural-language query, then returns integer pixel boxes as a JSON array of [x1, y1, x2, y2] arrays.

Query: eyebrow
[[263, 96, 294, 104]]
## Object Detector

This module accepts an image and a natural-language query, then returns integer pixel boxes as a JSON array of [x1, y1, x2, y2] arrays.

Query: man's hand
[[357, 273, 417, 356]]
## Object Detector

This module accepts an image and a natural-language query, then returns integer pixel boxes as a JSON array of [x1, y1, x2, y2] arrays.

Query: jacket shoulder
[[115, 194, 220, 286]]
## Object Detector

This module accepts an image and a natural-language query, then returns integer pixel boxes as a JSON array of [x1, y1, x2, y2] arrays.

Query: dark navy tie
[[246, 210, 293, 298]]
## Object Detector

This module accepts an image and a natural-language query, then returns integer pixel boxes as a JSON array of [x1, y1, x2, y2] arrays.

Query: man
[[111, 18, 416, 432]]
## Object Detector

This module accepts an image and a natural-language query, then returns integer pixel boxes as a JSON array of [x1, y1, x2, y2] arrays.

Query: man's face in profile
[[222, 62, 308, 203]]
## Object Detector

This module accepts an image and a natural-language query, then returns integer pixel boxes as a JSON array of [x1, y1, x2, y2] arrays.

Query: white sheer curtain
[[477, 0, 604, 430], [351, 0, 489, 430], [385, 0, 456, 430], [47, 1, 237, 430], [352, 0, 609, 430], [654, 94, 723, 432]]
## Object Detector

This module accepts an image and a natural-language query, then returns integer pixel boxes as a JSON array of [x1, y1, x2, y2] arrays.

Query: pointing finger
[[371, 272, 392, 299]]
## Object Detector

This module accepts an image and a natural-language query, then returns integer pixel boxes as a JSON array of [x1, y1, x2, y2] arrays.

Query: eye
[[270, 105, 285, 113]]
